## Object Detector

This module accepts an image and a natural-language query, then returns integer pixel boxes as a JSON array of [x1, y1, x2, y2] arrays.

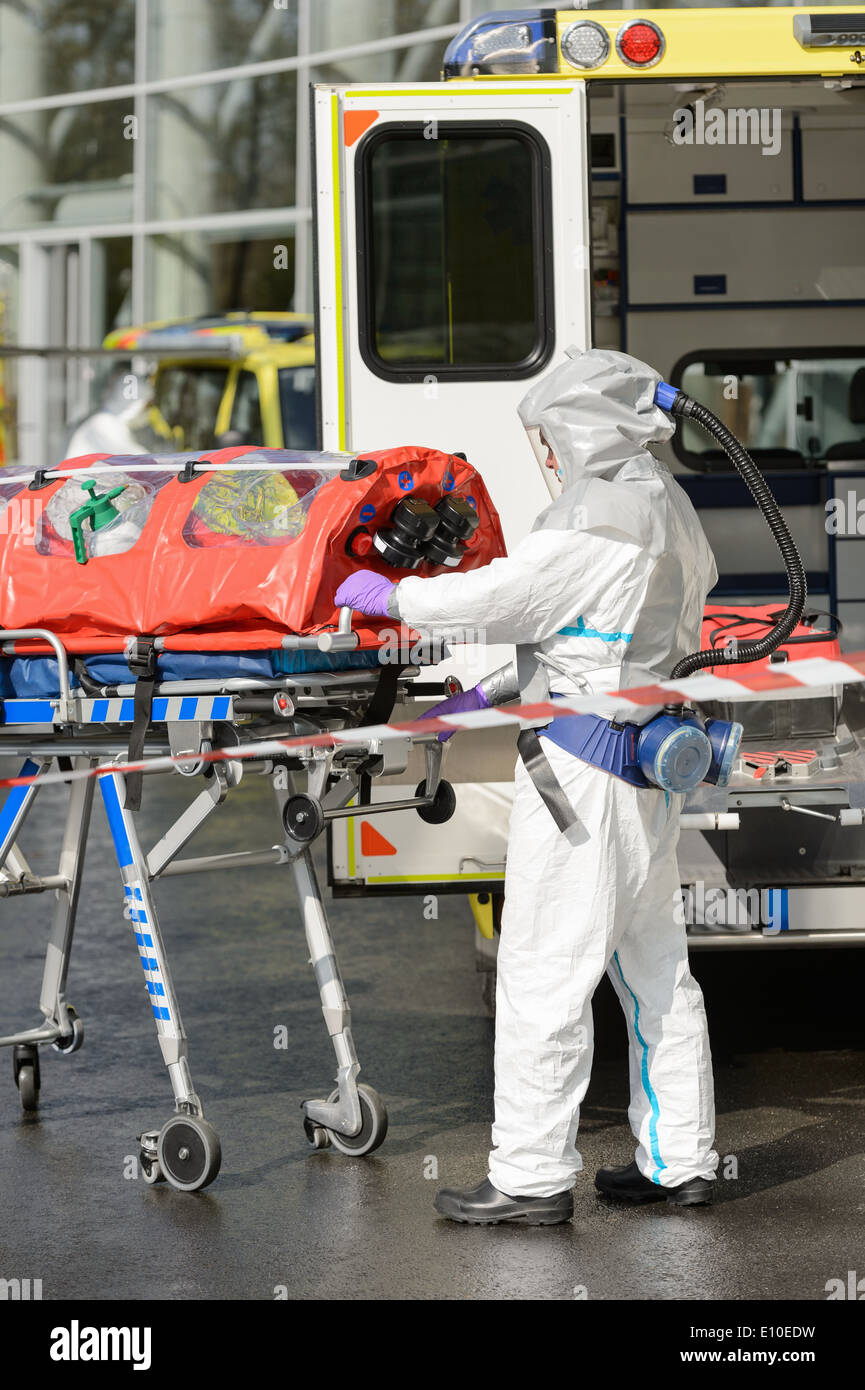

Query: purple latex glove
[[334, 569, 396, 618], [424, 684, 490, 742]]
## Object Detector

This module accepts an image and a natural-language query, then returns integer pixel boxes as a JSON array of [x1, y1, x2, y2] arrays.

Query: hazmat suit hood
[[516, 347, 677, 551], [518, 346, 675, 495]]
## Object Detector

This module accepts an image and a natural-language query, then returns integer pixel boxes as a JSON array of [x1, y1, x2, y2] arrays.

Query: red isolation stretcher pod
[[0, 445, 507, 655]]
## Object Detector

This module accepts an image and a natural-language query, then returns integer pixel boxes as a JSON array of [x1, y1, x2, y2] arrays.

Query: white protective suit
[[392, 348, 720, 1197]]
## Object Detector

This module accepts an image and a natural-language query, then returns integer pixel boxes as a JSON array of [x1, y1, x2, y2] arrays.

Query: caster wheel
[[53, 1005, 84, 1054], [16, 1064, 39, 1112], [140, 1151, 166, 1185], [157, 1114, 221, 1192], [283, 793, 325, 844], [303, 1116, 331, 1150], [324, 1083, 388, 1156], [13, 1045, 40, 1112], [415, 778, 456, 825]]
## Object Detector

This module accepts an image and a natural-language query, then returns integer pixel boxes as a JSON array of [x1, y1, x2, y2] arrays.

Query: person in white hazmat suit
[[64, 363, 152, 459], [335, 348, 720, 1225]]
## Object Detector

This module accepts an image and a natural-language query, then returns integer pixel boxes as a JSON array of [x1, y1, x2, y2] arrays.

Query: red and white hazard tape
[[2, 647, 864, 792]]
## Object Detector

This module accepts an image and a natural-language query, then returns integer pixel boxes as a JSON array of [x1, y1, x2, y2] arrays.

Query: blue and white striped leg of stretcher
[[99, 770, 202, 1117]]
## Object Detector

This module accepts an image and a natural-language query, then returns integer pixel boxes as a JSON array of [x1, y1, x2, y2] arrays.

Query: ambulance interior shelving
[[586, 73, 865, 941]]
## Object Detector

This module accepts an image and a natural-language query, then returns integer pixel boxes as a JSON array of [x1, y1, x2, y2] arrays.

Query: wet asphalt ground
[[0, 769, 863, 1302]]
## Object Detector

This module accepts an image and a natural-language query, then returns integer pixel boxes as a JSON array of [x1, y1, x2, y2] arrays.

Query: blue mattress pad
[[0, 648, 381, 699]]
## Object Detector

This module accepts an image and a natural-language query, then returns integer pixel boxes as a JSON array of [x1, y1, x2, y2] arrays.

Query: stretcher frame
[[0, 622, 448, 1190]]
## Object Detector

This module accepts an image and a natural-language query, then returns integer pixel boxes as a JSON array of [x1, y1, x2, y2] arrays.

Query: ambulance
[[101, 312, 317, 454], [316, 8, 865, 950], [0, 312, 317, 470]]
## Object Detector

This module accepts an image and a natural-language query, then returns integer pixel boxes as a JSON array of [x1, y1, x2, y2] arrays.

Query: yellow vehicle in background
[[0, 310, 317, 469], [99, 310, 317, 454]]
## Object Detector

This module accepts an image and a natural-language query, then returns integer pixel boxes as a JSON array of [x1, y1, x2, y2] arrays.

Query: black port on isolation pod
[[423, 496, 480, 567], [372, 497, 440, 570]]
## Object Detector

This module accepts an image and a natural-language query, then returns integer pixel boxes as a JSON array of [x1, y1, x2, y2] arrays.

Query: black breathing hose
[[668, 393, 807, 682]]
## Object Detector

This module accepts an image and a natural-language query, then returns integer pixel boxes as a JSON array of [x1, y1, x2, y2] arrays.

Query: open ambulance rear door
[[313, 78, 592, 895]]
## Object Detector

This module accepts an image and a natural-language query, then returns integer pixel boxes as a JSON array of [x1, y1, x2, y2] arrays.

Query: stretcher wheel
[[324, 1083, 388, 1156], [415, 778, 456, 825], [13, 1044, 40, 1112], [140, 1151, 166, 1185], [303, 1117, 331, 1150], [52, 1005, 84, 1054], [156, 1114, 222, 1192], [283, 793, 325, 844], [17, 1066, 38, 1112]]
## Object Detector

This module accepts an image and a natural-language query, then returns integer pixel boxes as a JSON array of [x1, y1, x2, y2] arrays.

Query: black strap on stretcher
[[346, 663, 403, 807], [358, 662, 403, 728], [124, 637, 157, 812], [72, 657, 103, 698], [517, 727, 578, 834]]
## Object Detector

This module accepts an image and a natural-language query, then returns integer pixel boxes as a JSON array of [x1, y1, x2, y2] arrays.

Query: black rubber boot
[[434, 1177, 574, 1226], [595, 1160, 713, 1207]]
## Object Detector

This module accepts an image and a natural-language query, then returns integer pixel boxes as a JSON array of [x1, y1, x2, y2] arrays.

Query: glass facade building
[[0, 0, 478, 354]]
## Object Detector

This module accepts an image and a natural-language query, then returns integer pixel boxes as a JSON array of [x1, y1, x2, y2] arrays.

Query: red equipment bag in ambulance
[[698, 603, 844, 742]]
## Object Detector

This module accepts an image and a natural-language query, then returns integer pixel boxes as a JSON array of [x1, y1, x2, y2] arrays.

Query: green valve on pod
[[69, 479, 127, 564]]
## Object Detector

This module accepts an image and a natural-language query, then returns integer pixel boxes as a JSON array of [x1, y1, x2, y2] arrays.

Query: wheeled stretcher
[[0, 445, 506, 1191]]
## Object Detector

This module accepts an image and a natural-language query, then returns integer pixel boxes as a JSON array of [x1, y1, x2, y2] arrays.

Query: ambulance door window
[[672, 351, 865, 469], [357, 123, 553, 381]]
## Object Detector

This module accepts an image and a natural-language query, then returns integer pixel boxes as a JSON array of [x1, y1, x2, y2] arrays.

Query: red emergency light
[[616, 19, 665, 69]]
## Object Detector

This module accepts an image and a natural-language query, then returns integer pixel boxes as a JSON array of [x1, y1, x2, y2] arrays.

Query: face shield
[[526, 425, 564, 501]]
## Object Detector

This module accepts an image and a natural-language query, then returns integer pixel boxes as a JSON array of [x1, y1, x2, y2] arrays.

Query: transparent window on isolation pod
[[36, 466, 171, 560], [183, 458, 330, 549], [0, 469, 39, 543]]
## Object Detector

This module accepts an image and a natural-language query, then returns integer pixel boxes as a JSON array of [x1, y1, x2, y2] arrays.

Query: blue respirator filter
[[704, 718, 744, 787], [637, 715, 712, 794]]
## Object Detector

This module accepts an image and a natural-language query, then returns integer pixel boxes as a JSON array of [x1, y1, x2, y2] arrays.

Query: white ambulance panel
[[627, 208, 865, 305], [625, 116, 793, 205]]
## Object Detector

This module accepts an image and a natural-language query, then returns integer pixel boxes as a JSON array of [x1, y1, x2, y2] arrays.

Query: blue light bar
[[443, 9, 559, 78]]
